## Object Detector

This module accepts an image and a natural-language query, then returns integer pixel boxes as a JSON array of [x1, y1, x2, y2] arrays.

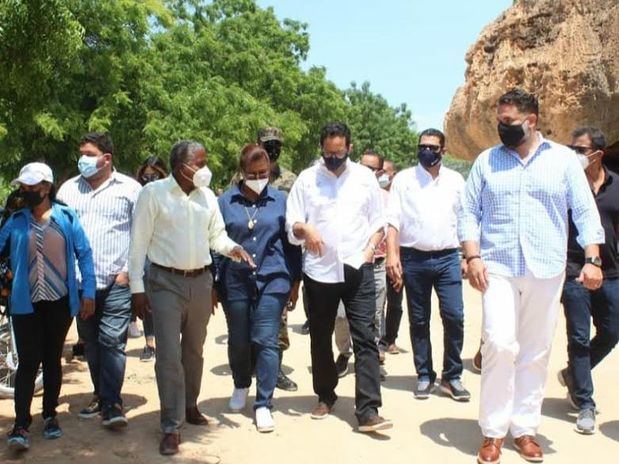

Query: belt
[[400, 247, 459, 258], [152, 262, 210, 278]]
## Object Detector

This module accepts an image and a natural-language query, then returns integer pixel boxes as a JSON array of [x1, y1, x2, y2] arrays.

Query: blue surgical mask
[[78, 155, 102, 179]]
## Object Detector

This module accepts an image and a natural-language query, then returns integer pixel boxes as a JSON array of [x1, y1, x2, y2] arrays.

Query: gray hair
[[169, 140, 205, 170]]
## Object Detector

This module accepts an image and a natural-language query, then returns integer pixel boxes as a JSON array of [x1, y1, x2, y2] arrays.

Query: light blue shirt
[[458, 135, 604, 279]]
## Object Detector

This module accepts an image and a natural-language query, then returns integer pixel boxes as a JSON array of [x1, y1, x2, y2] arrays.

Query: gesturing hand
[[230, 246, 256, 268], [303, 224, 325, 256]]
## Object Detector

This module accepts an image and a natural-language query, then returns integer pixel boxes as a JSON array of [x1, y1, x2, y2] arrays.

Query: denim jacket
[[0, 203, 96, 316]]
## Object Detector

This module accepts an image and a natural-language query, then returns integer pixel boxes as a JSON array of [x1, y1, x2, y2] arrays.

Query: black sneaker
[[78, 396, 101, 419], [7, 426, 29, 451], [43, 417, 63, 439], [276, 370, 298, 391], [300, 320, 310, 335], [72, 342, 85, 359], [440, 378, 471, 402], [101, 404, 128, 430], [413, 378, 435, 399], [139, 345, 156, 362], [335, 354, 350, 378]]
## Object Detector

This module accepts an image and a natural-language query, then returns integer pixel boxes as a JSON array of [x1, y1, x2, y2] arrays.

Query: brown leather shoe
[[186, 407, 209, 425], [310, 402, 332, 420], [358, 415, 393, 433], [477, 437, 504, 464], [473, 348, 482, 373], [514, 435, 543, 462], [159, 433, 180, 455]]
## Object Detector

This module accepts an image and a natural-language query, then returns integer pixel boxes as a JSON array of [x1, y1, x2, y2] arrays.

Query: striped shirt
[[458, 135, 604, 279], [28, 216, 68, 302], [58, 171, 141, 289]]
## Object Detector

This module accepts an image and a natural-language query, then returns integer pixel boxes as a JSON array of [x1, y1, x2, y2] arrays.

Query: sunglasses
[[567, 145, 595, 155], [418, 144, 442, 153]]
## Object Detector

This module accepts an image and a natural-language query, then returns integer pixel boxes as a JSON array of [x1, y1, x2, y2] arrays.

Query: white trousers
[[479, 271, 565, 438]]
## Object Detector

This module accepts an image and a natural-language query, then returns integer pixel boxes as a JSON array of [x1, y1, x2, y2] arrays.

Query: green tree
[[0, 0, 421, 194]]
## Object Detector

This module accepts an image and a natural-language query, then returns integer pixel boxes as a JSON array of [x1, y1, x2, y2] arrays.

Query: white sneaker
[[128, 322, 142, 338], [255, 407, 274, 433], [228, 387, 249, 412]]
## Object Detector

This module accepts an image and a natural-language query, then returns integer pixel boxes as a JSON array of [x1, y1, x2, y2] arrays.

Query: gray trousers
[[147, 265, 213, 433], [335, 259, 387, 356]]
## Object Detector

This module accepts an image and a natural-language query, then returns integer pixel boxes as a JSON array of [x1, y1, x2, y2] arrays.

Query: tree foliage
[[0, 0, 420, 188]]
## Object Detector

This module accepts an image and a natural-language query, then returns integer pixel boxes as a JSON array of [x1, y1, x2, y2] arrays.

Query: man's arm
[[128, 186, 155, 294]]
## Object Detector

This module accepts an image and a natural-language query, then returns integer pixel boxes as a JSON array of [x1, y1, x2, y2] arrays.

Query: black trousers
[[382, 279, 404, 346], [303, 264, 382, 423], [12, 296, 72, 428]]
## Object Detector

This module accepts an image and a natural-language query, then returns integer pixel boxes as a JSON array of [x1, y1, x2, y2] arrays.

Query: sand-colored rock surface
[[444, 0, 619, 160], [1, 282, 619, 463]]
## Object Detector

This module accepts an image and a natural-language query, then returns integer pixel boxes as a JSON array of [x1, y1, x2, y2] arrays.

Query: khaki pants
[[147, 264, 213, 433]]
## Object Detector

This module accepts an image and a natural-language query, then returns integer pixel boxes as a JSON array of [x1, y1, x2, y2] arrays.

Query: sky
[[256, 0, 512, 131]]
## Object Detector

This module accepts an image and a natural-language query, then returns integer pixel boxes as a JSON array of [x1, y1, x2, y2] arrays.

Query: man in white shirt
[[128, 140, 254, 455], [286, 122, 392, 433], [58, 132, 141, 429], [386, 129, 470, 402]]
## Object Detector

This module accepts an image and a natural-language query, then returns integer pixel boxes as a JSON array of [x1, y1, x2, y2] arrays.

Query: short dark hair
[[239, 144, 270, 171], [361, 149, 384, 169], [497, 88, 539, 116], [419, 128, 446, 148], [169, 140, 205, 171], [320, 122, 351, 147], [79, 132, 114, 155], [571, 126, 607, 150]]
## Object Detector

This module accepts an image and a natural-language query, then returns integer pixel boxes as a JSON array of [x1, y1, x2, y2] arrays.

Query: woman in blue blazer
[[0, 162, 95, 451]]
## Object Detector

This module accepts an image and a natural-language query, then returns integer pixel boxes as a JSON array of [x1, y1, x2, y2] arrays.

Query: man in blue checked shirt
[[458, 89, 604, 464]]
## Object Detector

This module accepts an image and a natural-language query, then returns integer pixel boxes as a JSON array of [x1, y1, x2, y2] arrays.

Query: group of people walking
[[1, 88, 617, 464]]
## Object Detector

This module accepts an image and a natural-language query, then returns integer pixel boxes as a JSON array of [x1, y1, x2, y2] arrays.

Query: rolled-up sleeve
[[285, 176, 306, 246], [565, 154, 605, 247], [458, 156, 484, 243], [128, 186, 155, 294]]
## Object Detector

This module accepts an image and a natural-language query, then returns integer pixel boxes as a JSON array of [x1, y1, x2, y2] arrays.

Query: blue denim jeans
[[401, 248, 464, 382], [223, 293, 287, 409], [561, 278, 619, 409], [77, 282, 132, 411]]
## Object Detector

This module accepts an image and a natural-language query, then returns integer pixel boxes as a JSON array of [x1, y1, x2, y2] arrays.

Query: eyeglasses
[[567, 145, 595, 155], [418, 144, 442, 153]]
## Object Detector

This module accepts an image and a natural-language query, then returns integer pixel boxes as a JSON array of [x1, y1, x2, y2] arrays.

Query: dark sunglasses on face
[[418, 144, 442, 153], [567, 145, 595, 155]]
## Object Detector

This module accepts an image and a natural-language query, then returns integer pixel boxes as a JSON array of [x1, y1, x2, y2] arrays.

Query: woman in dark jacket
[[0, 162, 95, 451], [215, 144, 301, 433]]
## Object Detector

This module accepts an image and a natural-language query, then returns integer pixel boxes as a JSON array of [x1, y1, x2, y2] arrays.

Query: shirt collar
[[414, 163, 441, 181], [500, 131, 551, 162]]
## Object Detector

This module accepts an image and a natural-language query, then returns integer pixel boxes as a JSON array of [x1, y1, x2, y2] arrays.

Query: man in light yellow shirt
[[128, 140, 253, 456]]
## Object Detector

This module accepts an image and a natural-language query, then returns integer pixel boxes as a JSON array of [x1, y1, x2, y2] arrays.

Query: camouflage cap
[[258, 127, 283, 143]]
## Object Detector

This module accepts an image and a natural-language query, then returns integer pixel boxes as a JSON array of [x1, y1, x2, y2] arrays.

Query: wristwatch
[[585, 256, 602, 268]]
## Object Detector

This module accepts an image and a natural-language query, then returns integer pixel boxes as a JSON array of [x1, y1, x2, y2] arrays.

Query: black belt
[[400, 247, 459, 258], [152, 262, 210, 278]]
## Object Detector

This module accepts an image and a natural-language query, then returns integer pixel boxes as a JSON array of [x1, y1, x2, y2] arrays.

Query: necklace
[[243, 205, 260, 230]]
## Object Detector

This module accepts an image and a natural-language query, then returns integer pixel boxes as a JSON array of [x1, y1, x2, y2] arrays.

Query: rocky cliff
[[444, 0, 619, 160]]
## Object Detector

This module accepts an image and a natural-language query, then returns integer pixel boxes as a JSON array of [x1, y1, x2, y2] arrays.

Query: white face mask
[[245, 178, 269, 195], [576, 151, 599, 170], [377, 173, 390, 189], [183, 164, 212, 188]]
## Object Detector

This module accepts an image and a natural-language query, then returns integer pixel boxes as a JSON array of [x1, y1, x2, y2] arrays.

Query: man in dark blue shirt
[[559, 126, 619, 435]]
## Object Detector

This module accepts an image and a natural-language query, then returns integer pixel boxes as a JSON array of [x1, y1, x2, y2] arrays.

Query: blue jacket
[[0, 203, 96, 316]]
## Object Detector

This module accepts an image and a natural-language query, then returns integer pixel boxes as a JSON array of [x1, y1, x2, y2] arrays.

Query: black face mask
[[22, 190, 45, 208], [498, 121, 528, 148], [322, 153, 348, 172], [417, 148, 442, 168], [263, 140, 282, 162]]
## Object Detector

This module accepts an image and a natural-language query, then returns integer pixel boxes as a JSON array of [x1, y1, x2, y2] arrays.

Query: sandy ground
[[1, 281, 619, 464]]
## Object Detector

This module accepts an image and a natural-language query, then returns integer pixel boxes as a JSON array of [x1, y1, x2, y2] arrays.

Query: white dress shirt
[[286, 159, 385, 283], [128, 175, 238, 293], [387, 164, 464, 251]]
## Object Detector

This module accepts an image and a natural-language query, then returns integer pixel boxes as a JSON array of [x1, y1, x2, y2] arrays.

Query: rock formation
[[444, 0, 619, 161]]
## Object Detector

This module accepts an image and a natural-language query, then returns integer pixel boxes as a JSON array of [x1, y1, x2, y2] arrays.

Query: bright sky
[[257, 0, 512, 131]]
